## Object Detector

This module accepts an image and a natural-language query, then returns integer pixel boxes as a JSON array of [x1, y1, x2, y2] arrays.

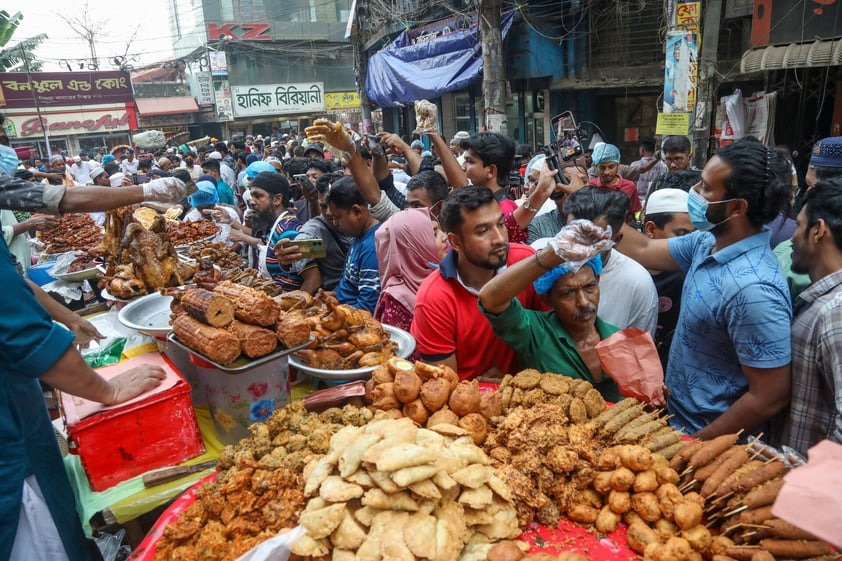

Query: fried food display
[[185, 241, 245, 273], [364, 359, 495, 445], [166, 219, 220, 246], [294, 417, 520, 561], [66, 249, 101, 272], [228, 267, 284, 296], [168, 282, 302, 363], [38, 213, 103, 254], [154, 402, 373, 561], [284, 290, 397, 371], [499, 370, 608, 424]]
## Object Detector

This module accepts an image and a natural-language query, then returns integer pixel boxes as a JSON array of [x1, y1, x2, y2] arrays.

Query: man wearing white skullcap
[[642, 188, 695, 369]]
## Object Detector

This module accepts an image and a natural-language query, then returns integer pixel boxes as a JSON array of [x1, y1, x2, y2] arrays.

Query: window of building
[[454, 92, 473, 133]]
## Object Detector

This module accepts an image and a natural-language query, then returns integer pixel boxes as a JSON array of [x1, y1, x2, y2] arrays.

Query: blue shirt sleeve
[[0, 240, 75, 378], [724, 282, 792, 368], [378, 174, 407, 210], [668, 230, 708, 274], [353, 241, 381, 313]]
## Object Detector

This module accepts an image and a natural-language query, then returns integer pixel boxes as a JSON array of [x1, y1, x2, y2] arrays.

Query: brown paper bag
[[595, 327, 665, 405]]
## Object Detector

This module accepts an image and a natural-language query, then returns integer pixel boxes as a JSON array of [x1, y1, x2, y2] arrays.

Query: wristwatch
[[523, 199, 539, 213]]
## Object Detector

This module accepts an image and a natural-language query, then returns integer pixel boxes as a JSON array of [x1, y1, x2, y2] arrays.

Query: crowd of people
[[2, 106, 842, 558]]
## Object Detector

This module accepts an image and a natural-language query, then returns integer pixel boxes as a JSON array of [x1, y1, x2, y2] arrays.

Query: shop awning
[[365, 10, 515, 107], [135, 96, 199, 116], [740, 39, 842, 73]]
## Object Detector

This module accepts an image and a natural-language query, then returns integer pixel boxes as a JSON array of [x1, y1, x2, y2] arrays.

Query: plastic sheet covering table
[[64, 406, 224, 536]]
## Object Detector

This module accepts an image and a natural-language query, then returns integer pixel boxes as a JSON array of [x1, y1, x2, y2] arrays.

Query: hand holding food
[[414, 100, 440, 135], [305, 119, 356, 156], [142, 177, 187, 203]]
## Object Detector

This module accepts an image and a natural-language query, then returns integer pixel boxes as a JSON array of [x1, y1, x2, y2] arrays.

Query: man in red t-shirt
[[411, 186, 545, 380], [587, 143, 642, 215]]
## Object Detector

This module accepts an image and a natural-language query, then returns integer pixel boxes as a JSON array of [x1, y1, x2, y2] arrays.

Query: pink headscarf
[[375, 207, 441, 312]]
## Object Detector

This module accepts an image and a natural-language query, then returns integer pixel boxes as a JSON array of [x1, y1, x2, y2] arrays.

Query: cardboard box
[[62, 353, 205, 491]]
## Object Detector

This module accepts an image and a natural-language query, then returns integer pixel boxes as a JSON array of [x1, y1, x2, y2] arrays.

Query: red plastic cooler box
[[62, 353, 205, 491]]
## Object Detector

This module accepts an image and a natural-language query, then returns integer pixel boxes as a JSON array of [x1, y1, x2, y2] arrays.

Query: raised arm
[[380, 133, 423, 175], [427, 133, 468, 188], [479, 246, 561, 313], [614, 223, 681, 272]]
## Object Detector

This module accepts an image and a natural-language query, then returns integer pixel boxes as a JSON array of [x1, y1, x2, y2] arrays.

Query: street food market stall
[[38, 206, 836, 561]]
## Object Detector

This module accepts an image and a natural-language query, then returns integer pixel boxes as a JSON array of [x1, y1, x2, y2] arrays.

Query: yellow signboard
[[325, 91, 361, 111], [656, 112, 691, 135]]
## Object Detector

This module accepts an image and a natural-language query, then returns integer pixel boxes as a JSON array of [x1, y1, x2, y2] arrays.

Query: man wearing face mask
[[614, 138, 793, 439]]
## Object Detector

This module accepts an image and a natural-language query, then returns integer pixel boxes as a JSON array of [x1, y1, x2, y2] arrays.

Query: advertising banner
[[6, 108, 131, 137], [664, 31, 698, 113]]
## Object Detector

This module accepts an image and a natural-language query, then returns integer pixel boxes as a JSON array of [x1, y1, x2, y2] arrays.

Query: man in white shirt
[[120, 149, 139, 176], [564, 186, 658, 336], [207, 150, 237, 188], [69, 156, 94, 185]]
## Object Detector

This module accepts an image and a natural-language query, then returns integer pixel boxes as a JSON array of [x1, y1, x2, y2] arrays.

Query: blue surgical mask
[[0, 144, 19, 176], [687, 188, 736, 231]]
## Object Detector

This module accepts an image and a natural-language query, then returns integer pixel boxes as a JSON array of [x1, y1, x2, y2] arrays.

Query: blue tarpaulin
[[365, 11, 515, 107]]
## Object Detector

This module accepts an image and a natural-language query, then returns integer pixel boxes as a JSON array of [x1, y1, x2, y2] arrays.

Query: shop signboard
[[6, 108, 132, 137], [325, 91, 361, 111], [231, 82, 324, 118], [0, 71, 133, 109], [195, 72, 215, 106]]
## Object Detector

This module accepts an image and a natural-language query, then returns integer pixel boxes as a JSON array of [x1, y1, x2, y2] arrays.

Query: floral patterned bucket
[[159, 338, 206, 408], [190, 354, 291, 445]]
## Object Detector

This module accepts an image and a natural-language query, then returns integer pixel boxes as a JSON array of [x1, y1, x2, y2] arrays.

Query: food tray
[[167, 332, 315, 372], [118, 292, 176, 337], [175, 233, 218, 251], [289, 325, 416, 380], [130, 472, 635, 561]]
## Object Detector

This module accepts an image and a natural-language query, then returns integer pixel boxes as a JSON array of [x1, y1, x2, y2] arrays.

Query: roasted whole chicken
[[98, 211, 196, 298]]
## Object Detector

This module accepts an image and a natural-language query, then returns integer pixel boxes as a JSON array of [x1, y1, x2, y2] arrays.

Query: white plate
[[289, 325, 416, 380], [52, 264, 101, 282], [117, 292, 175, 337]]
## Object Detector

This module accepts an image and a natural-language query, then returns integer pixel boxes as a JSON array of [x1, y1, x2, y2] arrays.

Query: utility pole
[[479, 0, 507, 134], [691, 0, 723, 166], [21, 44, 51, 156]]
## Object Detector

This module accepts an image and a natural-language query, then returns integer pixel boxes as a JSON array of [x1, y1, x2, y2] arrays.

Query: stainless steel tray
[[117, 292, 175, 336], [167, 332, 315, 372], [288, 325, 416, 380]]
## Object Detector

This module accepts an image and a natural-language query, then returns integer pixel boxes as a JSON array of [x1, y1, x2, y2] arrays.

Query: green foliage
[[0, 11, 47, 71]]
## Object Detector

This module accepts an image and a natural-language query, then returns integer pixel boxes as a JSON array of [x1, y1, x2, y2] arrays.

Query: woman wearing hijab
[[374, 208, 447, 331]]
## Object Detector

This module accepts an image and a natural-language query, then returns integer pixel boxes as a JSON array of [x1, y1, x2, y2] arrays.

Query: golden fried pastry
[[449, 379, 481, 416], [427, 407, 459, 427], [394, 370, 422, 404], [511, 369, 541, 390], [420, 378, 450, 411], [538, 374, 571, 395], [402, 399, 429, 426], [459, 413, 489, 446]]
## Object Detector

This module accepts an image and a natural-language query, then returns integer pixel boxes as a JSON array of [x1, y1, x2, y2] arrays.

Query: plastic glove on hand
[[305, 119, 355, 155], [549, 219, 614, 265], [413, 100, 440, 135], [142, 178, 187, 203]]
